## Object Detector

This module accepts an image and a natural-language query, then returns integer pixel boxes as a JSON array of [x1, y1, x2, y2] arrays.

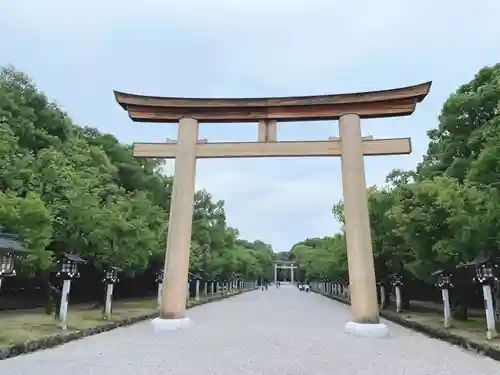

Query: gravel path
[[1, 284, 499, 375]]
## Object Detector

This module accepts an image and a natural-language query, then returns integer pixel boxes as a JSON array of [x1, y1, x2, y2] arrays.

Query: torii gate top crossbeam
[[114, 82, 431, 123], [272, 260, 296, 265]]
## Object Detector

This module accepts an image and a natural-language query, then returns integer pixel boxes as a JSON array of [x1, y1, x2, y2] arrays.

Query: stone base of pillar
[[151, 317, 192, 332], [344, 321, 389, 338]]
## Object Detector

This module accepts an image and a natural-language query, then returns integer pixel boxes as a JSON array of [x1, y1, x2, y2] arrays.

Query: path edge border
[[312, 290, 500, 362], [0, 288, 258, 361]]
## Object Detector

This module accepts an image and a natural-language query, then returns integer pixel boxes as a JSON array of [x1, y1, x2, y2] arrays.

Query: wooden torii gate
[[273, 260, 298, 283], [114, 81, 431, 337]]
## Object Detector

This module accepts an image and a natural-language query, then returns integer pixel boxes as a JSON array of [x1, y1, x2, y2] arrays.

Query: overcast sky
[[1, 1, 499, 252]]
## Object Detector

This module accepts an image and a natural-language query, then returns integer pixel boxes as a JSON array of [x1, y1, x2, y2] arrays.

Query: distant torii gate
[[115, 81, 431, 338], [273, 261, 298, 283]]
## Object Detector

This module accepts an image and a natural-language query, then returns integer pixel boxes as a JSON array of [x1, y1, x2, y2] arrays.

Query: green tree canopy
[[291, 63, 500, 289], [0, 65, 275, 286]]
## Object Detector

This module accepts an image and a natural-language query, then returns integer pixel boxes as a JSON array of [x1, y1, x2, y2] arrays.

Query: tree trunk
[[402, 288, 411, 310], [452, 289, 468, 321], [43, 274, 53, 315]]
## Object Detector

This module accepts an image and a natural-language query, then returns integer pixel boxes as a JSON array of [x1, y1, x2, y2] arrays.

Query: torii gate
[[273, 261, 298, 283], [114, 81, 431, 338]]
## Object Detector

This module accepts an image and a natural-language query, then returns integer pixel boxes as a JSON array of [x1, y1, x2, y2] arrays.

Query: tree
[[0, 65, 274, 308], [291, 62, 500, 318]]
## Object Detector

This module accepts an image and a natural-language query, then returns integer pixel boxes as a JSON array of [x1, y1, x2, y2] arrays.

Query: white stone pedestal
[[345, 321, 389, 338], [151, 317, 192, 332]]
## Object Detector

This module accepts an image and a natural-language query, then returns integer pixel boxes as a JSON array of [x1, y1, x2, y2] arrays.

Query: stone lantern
[[205, 277, 215, 296], [431, 268, 454, 328], [212, 276, 221, 295], [155, 269, 164, 307], [103, 266, 121, 284], [473, 259, 498, 339], [340, 278, 349, 299], [233, 273, 243, 291], [210, 274, 221, 295], [460, 255, 499, 340], [322, 278, 329, 295], [376, 279, 389, 310], [56, 253, 86, 279], [475, 263, 497, 285], [0, 233, 29, 291], [189, 272, 202, 301], [391, 274, 404, 313], [223, 277, 231, 294], [55, 253, 86, 330], [332, 280, 338, 296], [186, 272, 198, 302], [102, 265, 122, 320], [221, 277, 227, 294], [198, 268, 208, 298], [226, 274, 233, 293]]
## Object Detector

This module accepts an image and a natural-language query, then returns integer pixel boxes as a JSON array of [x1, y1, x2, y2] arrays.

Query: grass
[[0, 292, 240, 348], [0, 298, 158, 347], [323, 292, 500, 351], [398, 308, 500, 349]]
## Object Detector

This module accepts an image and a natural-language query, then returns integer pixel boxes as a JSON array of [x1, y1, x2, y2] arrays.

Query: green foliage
[[291, 63, 500, 285], [0, 191, 52, 277], [290, 235, 347, 281], [0, 66, 273, 282]]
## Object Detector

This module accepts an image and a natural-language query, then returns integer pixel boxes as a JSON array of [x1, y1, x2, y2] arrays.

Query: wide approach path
[[1, 284, 499, 375]]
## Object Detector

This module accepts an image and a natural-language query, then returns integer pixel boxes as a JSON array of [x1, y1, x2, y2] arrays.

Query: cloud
[[195, 158, 343, 251], [1, 0, 500, 251]]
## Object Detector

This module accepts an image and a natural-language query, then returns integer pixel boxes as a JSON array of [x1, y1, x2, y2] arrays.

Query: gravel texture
[[2, 284, 499, 375]]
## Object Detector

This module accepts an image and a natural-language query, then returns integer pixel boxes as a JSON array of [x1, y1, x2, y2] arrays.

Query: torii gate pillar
[[151, 117, 199, 331], [340, 114, 388, 338]]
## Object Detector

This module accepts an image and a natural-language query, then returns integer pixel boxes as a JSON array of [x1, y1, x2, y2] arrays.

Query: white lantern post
[[391, 275, 404, 313], [432, 269, 454, 328], [377, 280, 387, 310], [55, 253, 87, 330], [155, 269, 164, 308], [475, 263, 498, 340], [103, 266, 122, 320]]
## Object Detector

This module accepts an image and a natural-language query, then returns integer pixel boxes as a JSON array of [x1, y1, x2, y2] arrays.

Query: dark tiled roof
[[0, 233, 28, 254], [64, 253, 87, 263], [458, 254, 498, 268]]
